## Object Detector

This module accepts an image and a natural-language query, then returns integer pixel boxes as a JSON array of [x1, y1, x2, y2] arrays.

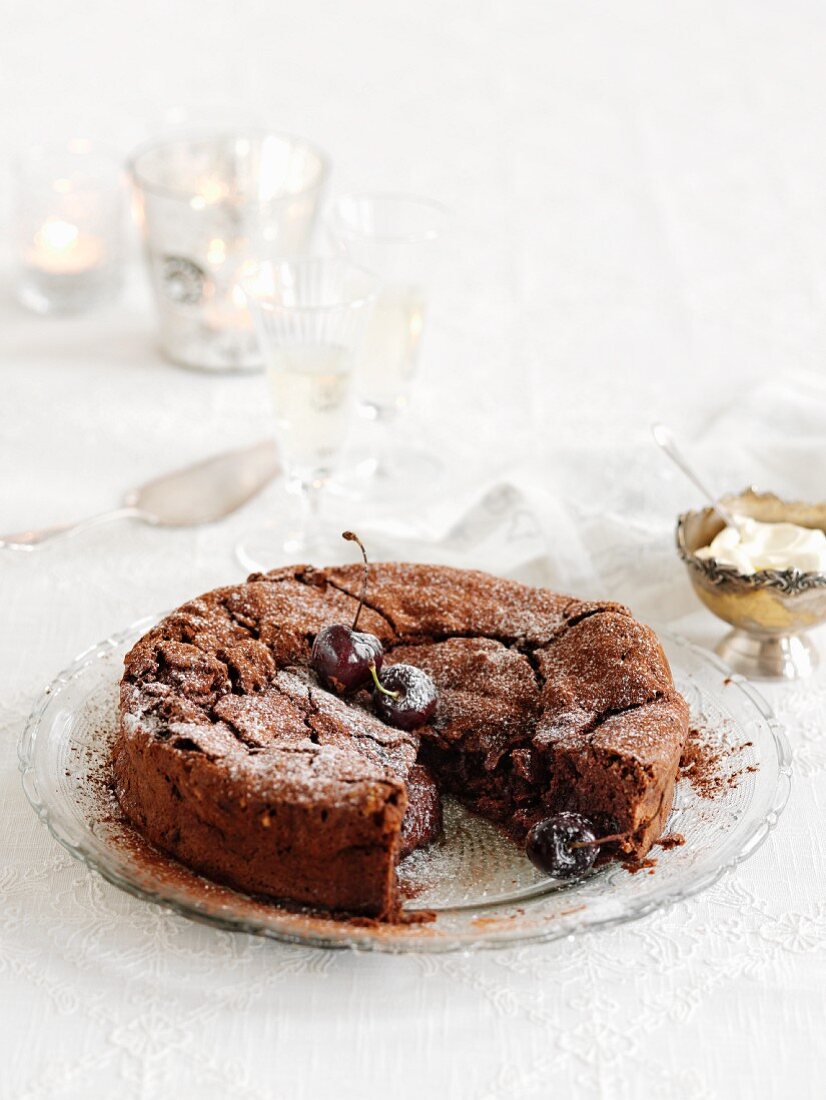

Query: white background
[[2, 3, 826, 1098]]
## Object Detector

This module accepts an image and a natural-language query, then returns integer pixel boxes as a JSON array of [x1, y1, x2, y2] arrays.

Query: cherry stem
[[369, 663, 399, 700], [342, 530, 368, 631], [571, 832, 629, 850]]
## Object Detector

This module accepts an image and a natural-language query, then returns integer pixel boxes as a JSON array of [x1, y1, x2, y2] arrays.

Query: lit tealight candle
[[15, 140, 123, 313], [26, 217, 105, 276], [190, 178, 230, 210], [204, 281, 253, 334]]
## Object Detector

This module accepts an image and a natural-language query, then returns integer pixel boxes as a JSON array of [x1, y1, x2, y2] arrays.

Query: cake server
[[1, 439, 280, 550]]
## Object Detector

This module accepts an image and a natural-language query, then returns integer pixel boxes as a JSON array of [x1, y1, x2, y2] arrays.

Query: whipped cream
[[695, 516, 826, 575]]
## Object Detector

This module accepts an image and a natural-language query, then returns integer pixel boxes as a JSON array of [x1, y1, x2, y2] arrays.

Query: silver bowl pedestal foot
[[716, 629, 818, 681]]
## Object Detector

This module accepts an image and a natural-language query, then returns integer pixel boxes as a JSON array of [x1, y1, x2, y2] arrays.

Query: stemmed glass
[[236, 258, 377, 571], [327, 193, 450, 488]]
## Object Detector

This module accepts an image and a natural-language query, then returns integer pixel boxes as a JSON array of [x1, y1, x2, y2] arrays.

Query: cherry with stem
[[311, 531, 439, 729], [309, 531, 384, 693], [341, 530, 368, 632], [570, 831, 630, 849]]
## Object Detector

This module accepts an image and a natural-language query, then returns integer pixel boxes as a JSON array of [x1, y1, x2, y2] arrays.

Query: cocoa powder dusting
[[679, 726, 755, 799], [76, 729, 438, 930]]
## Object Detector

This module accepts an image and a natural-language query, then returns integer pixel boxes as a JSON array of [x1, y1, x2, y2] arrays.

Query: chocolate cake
[[115, 563, 689, 920]]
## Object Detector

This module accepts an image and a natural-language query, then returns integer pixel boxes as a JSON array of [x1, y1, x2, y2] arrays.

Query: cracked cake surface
[[115, 563, 689, 920]]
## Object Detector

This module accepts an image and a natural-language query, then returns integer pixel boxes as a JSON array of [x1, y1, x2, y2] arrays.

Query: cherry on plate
[[525, 812, 599, 879]]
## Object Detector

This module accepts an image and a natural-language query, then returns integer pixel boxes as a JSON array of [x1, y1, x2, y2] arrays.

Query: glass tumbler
[[128, 130, 330, 373], [13, 140, 124, 314], [236, 258, 377, 571]]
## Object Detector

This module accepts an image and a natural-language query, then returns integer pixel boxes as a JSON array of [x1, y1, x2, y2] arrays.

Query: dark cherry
[[525, 812, 599, 879], [309, 531, 384, 694], [372, 663, 438, 731], [311, 624, 383, 693]]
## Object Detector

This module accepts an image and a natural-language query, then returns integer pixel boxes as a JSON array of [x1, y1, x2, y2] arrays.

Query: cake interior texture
[[114, 563, 689, 920]]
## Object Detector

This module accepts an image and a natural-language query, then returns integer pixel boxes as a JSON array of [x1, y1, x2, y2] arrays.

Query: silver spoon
[[651, 422, 741, 530], [1, 439, 280, 551]]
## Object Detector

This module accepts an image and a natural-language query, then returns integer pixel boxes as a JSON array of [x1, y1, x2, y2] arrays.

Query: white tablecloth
[[3, 3, 826, 1098]]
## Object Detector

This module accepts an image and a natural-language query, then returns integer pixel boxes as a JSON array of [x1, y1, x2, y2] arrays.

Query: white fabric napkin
[[697, 369, 826, 501], [381, 370, 826, 626]]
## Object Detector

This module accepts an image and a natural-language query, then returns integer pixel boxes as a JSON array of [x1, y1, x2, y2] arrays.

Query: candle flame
[[191, 178, 228, 210], [206, 238, 227, 265], [34, 218, 80, 253]]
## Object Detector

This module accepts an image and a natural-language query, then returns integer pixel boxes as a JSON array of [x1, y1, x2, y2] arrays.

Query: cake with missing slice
[[114, 563, 689, 920]]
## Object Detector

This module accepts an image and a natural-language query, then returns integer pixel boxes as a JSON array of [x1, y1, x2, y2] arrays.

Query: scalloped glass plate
[[19, 618, 791, 953]]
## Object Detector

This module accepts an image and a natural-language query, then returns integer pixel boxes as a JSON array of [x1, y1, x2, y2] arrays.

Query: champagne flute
[[236, 257, 377, 570], [327, 193, 450, 488]]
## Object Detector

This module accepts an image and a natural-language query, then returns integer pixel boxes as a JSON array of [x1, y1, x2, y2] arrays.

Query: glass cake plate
[[19, 618, 791, 953]]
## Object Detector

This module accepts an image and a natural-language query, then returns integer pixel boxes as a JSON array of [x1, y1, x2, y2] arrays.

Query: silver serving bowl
[[677, 488, 826, 680]]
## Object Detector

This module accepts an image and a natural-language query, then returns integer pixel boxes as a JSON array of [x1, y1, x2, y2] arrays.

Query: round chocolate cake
[[115, 563, 689, 920]]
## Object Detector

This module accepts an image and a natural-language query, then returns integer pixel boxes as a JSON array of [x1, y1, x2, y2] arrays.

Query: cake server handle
[[0, 506, 143, 550], [651, 423, 741, 531]]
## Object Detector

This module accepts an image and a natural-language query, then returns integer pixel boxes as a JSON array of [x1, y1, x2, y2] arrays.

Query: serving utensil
[[651, 422, 741, 531], [1, 439, 280, 550]]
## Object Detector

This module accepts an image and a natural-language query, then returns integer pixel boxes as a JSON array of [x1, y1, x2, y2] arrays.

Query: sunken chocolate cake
[[115, 563, 689, 920]]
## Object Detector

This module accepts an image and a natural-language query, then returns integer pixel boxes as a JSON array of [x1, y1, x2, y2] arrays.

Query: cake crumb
[[622, 856, 657, 874], [679, 727, 756, 799], [657, 832, 685, 850]]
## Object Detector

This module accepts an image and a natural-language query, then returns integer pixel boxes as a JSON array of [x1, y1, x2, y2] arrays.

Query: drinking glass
[[236, 258, 377, 571], [327, 194, 449, 483], [13, 140, 124, 314], [128, 130, 330, 373]]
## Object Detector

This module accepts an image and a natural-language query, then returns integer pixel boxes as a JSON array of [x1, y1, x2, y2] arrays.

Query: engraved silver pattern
[[677, 488, 826, 595], [160, 255, 207, 305]]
